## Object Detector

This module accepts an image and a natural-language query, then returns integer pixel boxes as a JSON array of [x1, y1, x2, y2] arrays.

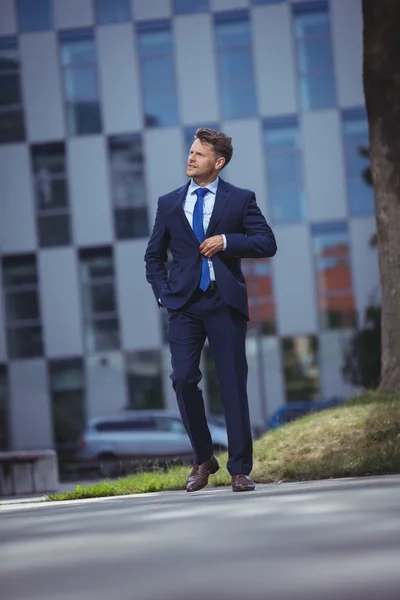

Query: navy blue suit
[[145, 178, 277, 474]]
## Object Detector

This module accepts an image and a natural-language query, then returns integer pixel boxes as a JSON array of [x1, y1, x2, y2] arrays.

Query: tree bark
[[362, 0, 400, 393]]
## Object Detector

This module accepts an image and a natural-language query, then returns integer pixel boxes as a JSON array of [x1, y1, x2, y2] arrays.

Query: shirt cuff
[[221, 234, 227, 251]]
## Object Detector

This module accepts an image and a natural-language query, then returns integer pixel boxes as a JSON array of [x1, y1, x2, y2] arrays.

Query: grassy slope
[[49, 391, 400, 501]]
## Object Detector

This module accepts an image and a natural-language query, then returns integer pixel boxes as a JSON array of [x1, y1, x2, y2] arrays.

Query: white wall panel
[[252, 4, 298, 117], [0, 145, 36, 253], [68, 137, 113, 247], [349, 217, 380, 318], [132, 0, 171, 20], [319, 330, 359, 400], [39, 248, 83, 358], [115, 240, 161, 350], [222, 118, 268, 216], [20, 32, 65, 142], [272, 224, 317, 335], [302, 110, 347, 222], [174, 14, 219, 125], [9, 360, 53, 450], [144, 128, 184, 223], [53, 0, 94, 29], [331, 0, 364, 108], [86, 352, 127, 418], [0, 0, 17, 36], [97, 24, 143, 134]]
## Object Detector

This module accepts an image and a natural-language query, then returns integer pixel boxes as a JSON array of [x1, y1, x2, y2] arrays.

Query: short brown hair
[[195, 128, 233, 169]]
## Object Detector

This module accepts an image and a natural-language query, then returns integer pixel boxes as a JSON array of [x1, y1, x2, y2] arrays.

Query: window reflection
[[0, 366, 9, 450], [17, 0, 52, 32], [125, 350, 164, 410], [342, 109, 374, 217], [109, 134, 149, 239], [49, 359, 86, 464], [215, 12, 257, 119], [79, 248, 120, 353], [31, 143, 71, 247], [242, 258, 276, 335], [293, 2, 336, 110], [59, 30, 102, 136], [264, 117, 307, 224], [312, 222, 357, 330], [2, 255, 43, 359], [95, 0, 131, 25], [281, 335, 320, 402], [173, 0, 209, 14], [252, 0, 286, 4], [137, 22, 179, 127], [0, 38, 25, 144]]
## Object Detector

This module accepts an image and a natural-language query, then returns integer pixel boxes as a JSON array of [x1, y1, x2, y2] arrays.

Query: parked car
[[268, 398, 346, 430], [74, 410, 229, 477]]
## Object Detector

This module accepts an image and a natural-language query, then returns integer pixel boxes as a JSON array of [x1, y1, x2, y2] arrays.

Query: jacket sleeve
[[223, 193, 277, 258], [144, 198, 170, 301]]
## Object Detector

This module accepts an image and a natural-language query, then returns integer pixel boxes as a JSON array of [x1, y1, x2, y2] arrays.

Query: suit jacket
[[144, 178, 277, 319]]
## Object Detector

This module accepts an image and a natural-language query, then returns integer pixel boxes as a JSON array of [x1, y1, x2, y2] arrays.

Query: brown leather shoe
[[186, 455, 219, 492], [232, 474, 256, 492]]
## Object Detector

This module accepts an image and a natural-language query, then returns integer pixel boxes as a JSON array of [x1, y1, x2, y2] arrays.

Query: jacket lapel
[[205, 179, 230, 237], [170, 182, 199, 244]]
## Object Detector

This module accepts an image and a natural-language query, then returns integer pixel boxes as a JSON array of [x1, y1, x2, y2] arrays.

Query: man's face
[[186, 139, 222, 180]]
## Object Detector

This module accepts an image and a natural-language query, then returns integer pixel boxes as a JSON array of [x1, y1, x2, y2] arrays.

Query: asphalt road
[[1, 475, 400, 600]]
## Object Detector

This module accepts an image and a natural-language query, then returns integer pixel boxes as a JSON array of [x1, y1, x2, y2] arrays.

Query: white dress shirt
[[184, 177, 226, 282]]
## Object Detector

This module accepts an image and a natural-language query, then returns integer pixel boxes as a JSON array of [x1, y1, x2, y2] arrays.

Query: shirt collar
[[189, 176, 219, 196]]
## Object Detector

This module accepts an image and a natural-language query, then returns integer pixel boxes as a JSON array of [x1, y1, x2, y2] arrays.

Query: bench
[[0, 450, 59, 497]]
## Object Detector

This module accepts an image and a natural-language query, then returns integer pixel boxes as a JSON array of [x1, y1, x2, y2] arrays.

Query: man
[[144, 128, 277, 492]]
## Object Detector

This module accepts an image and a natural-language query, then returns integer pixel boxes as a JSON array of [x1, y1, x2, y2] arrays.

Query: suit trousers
[[167, 286, 253, 475]]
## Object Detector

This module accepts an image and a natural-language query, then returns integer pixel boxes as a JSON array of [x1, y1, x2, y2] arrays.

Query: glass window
[[49, 359, 85, 464], [312, 222, 357, 330], [79, 248, 120, 353], [293, 1, 336, 110], [108, 134, 149, 239], [342, 109, 374, 217], [242, 258, 276, 334], [126, 350, 164, 410], [173, 0, 209, 14], [0, 38, 25, 144], [97, 418, 157, 432], [137, 22, 179, 127], [263, 117, 307, 224], [281, 335, 320, 403], [215, 12, 257, 120], [59, 30, 102, 136], [2, 255, 43, 359], [156, 416, 186, 434], [252, 0, 286, 4], [95, 0, 131, 24], [31, 143, 72, 247], [17, 0, 52, 32], [0, 365, 9, 450]]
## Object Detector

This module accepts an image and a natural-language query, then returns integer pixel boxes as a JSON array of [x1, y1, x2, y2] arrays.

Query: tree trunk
[[362, 0, 400, 393]]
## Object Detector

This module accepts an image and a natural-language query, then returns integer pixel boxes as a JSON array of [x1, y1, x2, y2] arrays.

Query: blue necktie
[[193, 187, 211, 291]]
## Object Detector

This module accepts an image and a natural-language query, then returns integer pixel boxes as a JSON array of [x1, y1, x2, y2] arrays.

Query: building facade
[[0, 0, 379, 453]]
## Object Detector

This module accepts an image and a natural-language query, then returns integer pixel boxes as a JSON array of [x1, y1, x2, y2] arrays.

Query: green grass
[[49, 391, 400, 501]]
